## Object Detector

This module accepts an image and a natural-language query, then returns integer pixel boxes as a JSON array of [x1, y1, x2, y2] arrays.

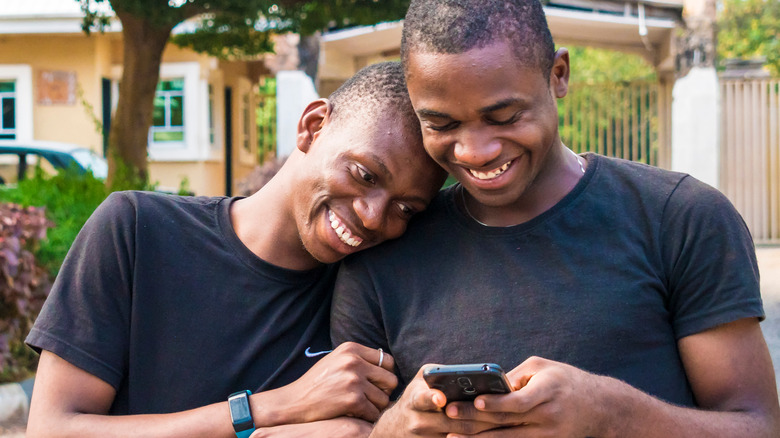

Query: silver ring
[[378, 348, 384, 368]]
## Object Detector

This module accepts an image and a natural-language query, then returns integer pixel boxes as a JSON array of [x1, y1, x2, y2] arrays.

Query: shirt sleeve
[[26, 192, 137, 390], [661, 176, 764, 339], [330, 255, 390, 353]]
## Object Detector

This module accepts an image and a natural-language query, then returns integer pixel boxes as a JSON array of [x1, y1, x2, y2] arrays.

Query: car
[[0, 140, 108, 184]]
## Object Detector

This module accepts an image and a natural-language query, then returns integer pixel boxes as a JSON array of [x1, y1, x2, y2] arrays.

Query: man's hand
[[250, 417, 373, 438], [258, 342, 398, 426], [441, 357, 604, 438], [370, 366, 505, 438]]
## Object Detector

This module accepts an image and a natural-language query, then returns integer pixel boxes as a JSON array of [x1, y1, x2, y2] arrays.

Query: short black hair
[[328, 61, 420, 139], [401, 0, 555, 78]]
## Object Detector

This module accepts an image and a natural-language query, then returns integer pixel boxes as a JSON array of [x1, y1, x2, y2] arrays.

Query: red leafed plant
[[0, 203, 53, 379]]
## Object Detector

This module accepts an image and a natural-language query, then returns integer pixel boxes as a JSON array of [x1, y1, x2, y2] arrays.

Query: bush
[[0, 203, 53, 382], [0, 168, 109, 278]]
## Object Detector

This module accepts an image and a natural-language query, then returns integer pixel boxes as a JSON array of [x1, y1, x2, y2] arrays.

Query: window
[[242, 93, 250, 152], [0, 81, 16, 140], [150, 78, 184, 143]]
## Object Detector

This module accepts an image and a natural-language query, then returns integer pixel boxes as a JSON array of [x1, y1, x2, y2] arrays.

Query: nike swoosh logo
[[304, 347, 333, 358]]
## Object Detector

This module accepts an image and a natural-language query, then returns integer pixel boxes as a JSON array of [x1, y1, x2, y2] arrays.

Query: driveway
[[757, 245, 780, 395]]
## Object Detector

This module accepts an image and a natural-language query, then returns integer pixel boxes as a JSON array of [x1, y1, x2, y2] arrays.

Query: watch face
[[229, 392, 253, 431]]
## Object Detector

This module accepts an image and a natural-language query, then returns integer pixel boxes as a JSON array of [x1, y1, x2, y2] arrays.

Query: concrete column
[[671, 67, 720, 187], [275, 70, 319, 158], [671, 0, 720, 188]]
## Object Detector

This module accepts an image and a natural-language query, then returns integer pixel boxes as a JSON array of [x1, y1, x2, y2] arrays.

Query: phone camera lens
[[482, 364, 490, 371], [457, 377, 472, 388]]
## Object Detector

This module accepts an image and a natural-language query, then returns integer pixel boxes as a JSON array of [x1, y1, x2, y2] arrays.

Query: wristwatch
[[228, 390, 255, 438]]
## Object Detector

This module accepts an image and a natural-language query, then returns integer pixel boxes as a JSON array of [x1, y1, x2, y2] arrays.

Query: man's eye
[[357, 166, 375, 184], [397, 203, 415, 217], [488, 112, 521, 126], [427, 121, 459, 132]]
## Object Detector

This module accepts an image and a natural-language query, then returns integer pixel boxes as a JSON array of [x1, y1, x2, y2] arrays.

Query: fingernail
[[446, 404, 458, 417], [433, 393, 446, 407], [474, 399, 485, 409]]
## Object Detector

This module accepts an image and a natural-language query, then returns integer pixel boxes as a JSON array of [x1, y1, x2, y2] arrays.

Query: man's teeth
[[469, 161, 511, 180], [328, 211, 363, 248]]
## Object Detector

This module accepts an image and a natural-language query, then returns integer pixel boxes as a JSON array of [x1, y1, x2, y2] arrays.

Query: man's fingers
[[411, 386, 447, 411], [335, 341, 396, 372], [445, 400, 527, 427]]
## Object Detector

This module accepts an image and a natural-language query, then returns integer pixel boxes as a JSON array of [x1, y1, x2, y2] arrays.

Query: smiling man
[[332, 1, 780, 437], [25, 61, 445, 438]]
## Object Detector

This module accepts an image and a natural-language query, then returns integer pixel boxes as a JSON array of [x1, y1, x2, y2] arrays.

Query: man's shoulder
[[590, 154, 723, 205]]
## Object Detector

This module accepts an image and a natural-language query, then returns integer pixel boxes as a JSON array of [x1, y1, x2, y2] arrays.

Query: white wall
[[276, 70, 319, 158]]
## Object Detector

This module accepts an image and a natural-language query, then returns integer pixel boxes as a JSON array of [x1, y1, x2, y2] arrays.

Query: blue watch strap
[[235, 429, 255, 438]]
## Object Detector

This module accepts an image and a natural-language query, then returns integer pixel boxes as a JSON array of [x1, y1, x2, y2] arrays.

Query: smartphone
[[423, 363, 513, 402]]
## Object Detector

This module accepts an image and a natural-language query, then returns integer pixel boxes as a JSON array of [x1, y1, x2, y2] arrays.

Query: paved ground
[[1, 247, 779, 436], [756, 245, 780, 394]]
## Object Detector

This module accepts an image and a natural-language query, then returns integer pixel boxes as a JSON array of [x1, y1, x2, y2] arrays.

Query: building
[[0, 0, 276, 196]]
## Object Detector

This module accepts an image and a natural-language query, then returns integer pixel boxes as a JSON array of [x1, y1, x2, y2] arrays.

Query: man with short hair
[[332, 2, 780, 436], [26, 61, 446, 438]]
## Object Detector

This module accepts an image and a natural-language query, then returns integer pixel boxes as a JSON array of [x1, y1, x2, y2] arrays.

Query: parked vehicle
[[0, 140, 108, 184]]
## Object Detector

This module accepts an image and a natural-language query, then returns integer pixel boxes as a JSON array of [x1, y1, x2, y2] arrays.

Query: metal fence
[[720, 79, 780, 244], [559, 81, 669, 168]]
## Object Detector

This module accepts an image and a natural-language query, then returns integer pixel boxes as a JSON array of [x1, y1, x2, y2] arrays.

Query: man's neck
[[230, 175, 321, 271]]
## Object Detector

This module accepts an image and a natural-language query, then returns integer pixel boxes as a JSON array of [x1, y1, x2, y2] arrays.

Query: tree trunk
[[107, 12, 175, 188]]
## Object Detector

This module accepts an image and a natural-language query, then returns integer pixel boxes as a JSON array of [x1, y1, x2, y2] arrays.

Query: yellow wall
[[149, 160, 225, 196]]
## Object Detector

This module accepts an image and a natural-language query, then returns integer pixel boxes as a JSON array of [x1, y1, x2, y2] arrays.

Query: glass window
[[242, 94, 250, 152], [0, 80, 16, 140], [150, 78, 184, 143]]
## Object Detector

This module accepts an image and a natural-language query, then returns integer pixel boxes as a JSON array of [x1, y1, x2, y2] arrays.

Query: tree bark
[[107, 11, 175, 187]]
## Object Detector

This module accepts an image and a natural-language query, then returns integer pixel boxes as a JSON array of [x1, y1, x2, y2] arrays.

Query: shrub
[[0, 203, 53, 381], [0, 168, 109, 278]]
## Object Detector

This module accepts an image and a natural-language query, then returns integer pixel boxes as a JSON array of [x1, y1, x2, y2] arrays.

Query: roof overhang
[[320, 2, 681, 81]]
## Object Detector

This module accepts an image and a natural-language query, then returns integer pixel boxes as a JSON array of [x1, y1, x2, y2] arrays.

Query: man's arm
[[433, 317, 779, 438], [28, 342, 397, 438]]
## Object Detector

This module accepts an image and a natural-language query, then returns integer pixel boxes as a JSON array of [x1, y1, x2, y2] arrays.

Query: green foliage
[[718, 0, 780, 76], [567, 46, 656, 85], [0, 169, 109, 279], [257, 77, 277, 164], [0, 203, 52, 381], [80, 0, 410, 59]]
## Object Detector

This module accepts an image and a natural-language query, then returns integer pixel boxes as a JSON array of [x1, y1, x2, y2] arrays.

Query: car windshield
[[70, 149, 108, 179]]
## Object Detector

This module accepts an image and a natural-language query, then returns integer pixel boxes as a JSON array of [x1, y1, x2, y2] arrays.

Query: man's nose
[[453, 129, 502, 167], [353, 192, 388, 232]]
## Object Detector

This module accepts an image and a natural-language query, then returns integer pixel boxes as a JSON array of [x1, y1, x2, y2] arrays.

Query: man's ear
[[550, 48, 570, 99], [296, 99, 332, 153]]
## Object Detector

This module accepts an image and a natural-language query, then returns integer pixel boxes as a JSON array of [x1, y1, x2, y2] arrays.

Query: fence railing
[[559, 81, 668, 168], [720, 79, 780, 244]]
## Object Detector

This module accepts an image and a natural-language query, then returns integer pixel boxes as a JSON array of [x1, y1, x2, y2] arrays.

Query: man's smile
[[468, 160, 512, 181], [329, 210, 363, 248]]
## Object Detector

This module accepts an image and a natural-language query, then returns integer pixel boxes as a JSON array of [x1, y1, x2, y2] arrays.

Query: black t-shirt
[[332, 154, 763, 407], [27, 191, 336, 414]]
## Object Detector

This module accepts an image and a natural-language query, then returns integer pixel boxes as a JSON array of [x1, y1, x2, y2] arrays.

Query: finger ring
[[378, 348, 384, 368]]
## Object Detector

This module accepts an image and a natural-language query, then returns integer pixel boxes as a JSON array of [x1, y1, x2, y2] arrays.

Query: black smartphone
[[423, 363, 513, 402]]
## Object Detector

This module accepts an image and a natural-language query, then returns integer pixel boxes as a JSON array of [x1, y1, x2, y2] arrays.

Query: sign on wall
[[36, 70, 77, 105]]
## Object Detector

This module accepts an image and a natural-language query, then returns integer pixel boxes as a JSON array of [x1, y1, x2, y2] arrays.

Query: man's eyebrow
[[416, 109, 452, 119], [366, 152, 391, 178], [479, 98, 526, 114]]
